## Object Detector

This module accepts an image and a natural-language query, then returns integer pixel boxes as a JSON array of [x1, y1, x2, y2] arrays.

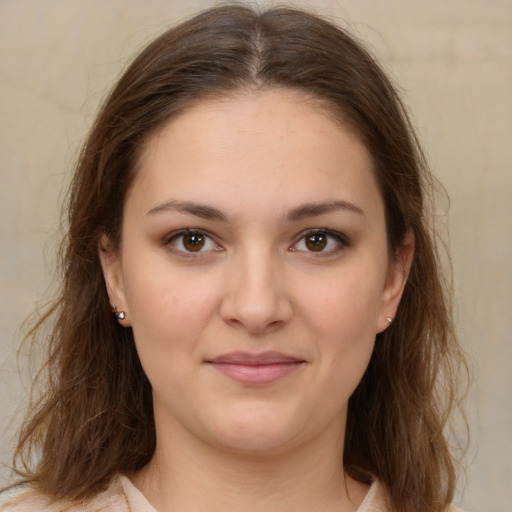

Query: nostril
[[220, 299, 292, 334]]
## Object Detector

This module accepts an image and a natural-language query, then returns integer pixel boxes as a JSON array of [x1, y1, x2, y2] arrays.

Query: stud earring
[[386, 317, 393, 324], [112, 305, 126, 321]]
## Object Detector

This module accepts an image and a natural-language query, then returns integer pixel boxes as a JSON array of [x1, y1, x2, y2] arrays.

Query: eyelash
[[163, 228, 349, 258], [291, 228, 349, 256], [164, 229, 221, 258]]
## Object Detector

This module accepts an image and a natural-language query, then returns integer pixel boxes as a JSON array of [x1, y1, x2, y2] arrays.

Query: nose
[[220, 248, 293, 334]]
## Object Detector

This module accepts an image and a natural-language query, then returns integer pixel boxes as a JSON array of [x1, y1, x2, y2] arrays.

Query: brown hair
[[11, 5, 467, 511]]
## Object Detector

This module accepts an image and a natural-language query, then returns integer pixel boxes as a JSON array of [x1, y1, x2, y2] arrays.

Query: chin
[[213, 428, 301, 457], [201, 403, 314, 456]]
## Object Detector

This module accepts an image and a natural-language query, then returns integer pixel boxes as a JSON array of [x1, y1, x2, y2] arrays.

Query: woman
[[2, 4, 467, 512]]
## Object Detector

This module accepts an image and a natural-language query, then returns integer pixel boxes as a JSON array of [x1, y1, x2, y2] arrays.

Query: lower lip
[[208, 362, 304, 385]]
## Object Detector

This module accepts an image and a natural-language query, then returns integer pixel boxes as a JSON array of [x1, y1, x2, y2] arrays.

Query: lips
[[206, 351, 305, 385]]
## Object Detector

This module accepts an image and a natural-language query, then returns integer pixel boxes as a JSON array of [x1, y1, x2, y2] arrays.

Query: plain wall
[[1, 1, 511, 510]]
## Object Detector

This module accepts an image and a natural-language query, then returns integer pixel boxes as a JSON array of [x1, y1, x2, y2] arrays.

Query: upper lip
[[206, 351, 304, 365]]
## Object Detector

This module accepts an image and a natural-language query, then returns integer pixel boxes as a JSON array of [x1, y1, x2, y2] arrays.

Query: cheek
[[122, 259, 222, 365], [300, 263, 385, 390], [303, 263, 386, 337]]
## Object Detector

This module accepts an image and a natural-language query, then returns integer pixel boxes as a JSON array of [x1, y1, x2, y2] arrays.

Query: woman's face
[[101, 90, 411, 455]]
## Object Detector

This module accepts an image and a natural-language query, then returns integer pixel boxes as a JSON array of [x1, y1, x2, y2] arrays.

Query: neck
[[130, 418, 369, 512]]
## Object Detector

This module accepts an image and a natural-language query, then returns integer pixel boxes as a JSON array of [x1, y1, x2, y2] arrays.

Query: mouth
[[205, 351, 306, 385]]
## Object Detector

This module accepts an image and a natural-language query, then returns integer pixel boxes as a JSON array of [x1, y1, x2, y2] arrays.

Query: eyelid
[[164, 228, 223, 255], [290, 228, 350, 254]]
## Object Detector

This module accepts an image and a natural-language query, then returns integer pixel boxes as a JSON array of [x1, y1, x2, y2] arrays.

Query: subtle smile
[[206, 351, 305, 385]]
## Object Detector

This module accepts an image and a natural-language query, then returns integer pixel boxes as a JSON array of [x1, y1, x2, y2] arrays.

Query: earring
[[112, 305, 126, 321], [386, 317, 393, 324]]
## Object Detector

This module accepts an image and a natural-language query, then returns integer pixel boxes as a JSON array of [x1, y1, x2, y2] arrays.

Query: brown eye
[[291, 229, 348, 255], [305, 233, 327, 251], [183, 233, 205, 252], [168, 230, 221, 256]]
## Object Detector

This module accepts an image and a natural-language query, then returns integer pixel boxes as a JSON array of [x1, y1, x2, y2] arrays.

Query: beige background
[[1, 1, 511, 510]]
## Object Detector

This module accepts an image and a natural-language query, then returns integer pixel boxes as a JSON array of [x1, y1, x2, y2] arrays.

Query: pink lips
[[206, 351, 305, 385]]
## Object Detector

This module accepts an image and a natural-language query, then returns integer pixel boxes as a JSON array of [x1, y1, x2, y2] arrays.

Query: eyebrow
[[146, 199, 364, 222], [147, 200, 229, 221], [287, 200, 365, 221]]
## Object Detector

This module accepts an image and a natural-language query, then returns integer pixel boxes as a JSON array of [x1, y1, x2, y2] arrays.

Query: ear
[[98, 235, 131, 326], [377, 231, 415, 333]]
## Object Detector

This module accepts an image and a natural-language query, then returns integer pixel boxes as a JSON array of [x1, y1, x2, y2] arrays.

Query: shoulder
[[357, 480, 387, 512], [0, 477, 129, 512], [357, 480, 469, 512]]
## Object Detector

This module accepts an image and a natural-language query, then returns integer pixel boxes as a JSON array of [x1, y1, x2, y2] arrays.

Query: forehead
[[128, 89, 383, 222]]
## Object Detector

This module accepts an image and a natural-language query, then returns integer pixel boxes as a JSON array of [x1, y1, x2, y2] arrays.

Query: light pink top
[[1, 475, 463, 511], [119, 475, 386, 512]]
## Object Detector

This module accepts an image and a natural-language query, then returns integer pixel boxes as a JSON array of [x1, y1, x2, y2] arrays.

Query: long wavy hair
[[11, 5, 467, 512]]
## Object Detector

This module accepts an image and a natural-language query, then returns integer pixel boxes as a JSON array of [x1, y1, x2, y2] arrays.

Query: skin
[[100, 89, 413, 512]]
